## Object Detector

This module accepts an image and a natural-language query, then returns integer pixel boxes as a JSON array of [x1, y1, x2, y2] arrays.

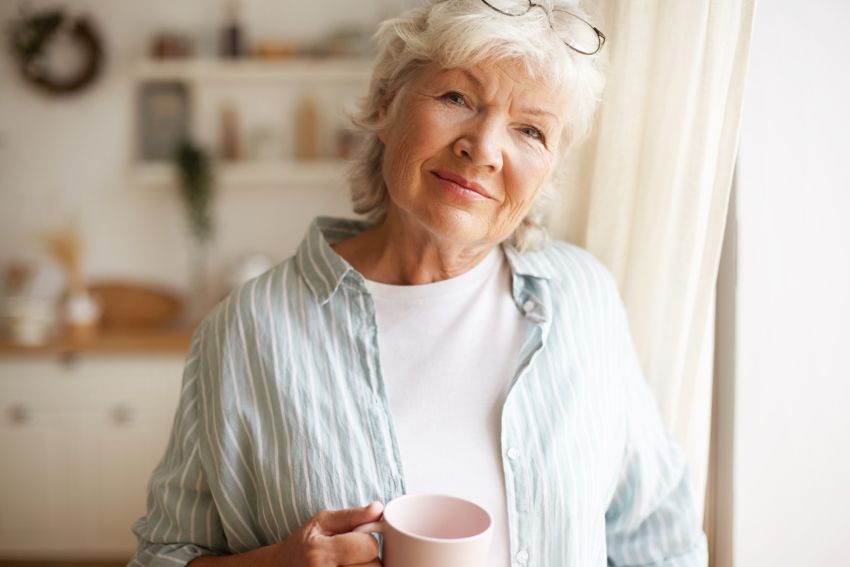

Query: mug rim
[[383, 493, 493, 544]]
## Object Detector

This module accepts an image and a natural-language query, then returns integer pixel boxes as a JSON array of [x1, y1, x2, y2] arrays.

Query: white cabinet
[[0, 402, 64, 550], [0, 356, 184, 559]]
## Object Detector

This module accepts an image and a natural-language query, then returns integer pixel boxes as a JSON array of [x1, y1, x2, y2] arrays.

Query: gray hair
[[348, 0, 606, 252]]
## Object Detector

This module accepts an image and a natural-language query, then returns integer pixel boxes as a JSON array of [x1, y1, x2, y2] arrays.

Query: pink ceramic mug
[[353, 493, 493, 567]]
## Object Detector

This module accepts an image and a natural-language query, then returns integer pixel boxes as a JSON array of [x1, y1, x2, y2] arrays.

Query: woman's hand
[[277, 501, 384, 566], [189, 501, 384, 567]]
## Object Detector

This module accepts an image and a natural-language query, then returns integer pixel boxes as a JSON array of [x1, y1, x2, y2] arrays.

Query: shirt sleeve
[[129, 324, 229, 567], [604, 295, 708, 567]]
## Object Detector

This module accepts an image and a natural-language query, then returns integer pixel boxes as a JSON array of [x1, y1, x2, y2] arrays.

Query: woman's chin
[[418, 208, 498, 246]]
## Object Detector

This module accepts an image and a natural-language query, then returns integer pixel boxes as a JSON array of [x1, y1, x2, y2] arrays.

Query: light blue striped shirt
[[130, 216, 707, 567]]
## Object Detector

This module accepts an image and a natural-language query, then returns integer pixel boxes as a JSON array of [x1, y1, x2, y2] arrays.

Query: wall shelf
[[132, 159, 352, 188], [131, 58, 367, 189], [133, 58, 372, 84]]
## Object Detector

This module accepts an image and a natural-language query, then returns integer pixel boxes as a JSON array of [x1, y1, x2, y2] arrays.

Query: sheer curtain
[[552, 0, 757, 518]]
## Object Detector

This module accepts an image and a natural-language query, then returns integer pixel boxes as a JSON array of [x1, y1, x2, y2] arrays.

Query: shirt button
[[507, 447, 521, 460], [516, 550, 529, 564], [522, 300, 535, 313]]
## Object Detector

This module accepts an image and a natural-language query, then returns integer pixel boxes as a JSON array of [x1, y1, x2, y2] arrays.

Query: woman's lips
[[431, 170, 494, 200]]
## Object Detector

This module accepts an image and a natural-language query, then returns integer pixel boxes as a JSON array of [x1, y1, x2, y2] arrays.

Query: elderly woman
[[131, 1, 707, 566]]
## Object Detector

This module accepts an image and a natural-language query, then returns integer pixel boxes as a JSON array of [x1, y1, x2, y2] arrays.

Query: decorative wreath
[[7, 7, 104, 95]]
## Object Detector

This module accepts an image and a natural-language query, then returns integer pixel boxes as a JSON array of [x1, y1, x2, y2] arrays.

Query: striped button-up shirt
[[130, 216, 707, 567]]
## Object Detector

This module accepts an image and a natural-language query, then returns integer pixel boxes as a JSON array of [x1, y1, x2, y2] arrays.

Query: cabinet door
[[80, 405, 177, 554], [72, 358, 183, 555], [0, 404, 72, 554], [0, 356, 184, 558]]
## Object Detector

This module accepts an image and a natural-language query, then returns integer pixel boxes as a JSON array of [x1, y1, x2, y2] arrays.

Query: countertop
[[0, 326, 194, 357]]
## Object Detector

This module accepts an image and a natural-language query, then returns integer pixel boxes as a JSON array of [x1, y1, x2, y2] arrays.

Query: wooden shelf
[[131, 159, 352, 188], [0, 327, 194, 357], [132, 58, 365, 188], [134, 58, 371, 84]]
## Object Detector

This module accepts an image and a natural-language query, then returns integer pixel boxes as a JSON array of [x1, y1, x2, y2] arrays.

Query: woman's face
[[379, 60, 567, 247]]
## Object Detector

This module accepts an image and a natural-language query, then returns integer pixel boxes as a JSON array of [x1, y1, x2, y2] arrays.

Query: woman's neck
[[331, 213, 498, 285]]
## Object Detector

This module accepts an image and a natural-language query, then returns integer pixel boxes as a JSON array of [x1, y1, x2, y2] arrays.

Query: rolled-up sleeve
[[130, 325, 228, 567], [604, 297, 708, 566]]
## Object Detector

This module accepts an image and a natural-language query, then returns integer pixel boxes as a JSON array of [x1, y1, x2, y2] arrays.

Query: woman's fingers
[[315, 501, 384, 535], [327, 532, 381, 565], [278, 502, 384, 566]]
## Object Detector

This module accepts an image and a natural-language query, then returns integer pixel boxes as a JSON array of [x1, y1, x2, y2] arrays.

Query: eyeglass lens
[[480, 0, 602, 55], [549, 9, 601, 54]]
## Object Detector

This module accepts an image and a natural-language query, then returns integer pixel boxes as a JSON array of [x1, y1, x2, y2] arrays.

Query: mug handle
[[353, 520, 385, 534]]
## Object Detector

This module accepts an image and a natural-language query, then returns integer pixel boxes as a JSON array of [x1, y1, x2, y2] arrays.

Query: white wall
[[0, 0, 415, 295], [734, 0, 850, 564]]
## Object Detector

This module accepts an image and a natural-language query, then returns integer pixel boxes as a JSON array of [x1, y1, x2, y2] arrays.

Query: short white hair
[[348, 0, 606, 252]]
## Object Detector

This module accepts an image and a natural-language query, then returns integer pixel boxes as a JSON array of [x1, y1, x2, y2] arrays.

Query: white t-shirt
[[365, 247, 528, 567]]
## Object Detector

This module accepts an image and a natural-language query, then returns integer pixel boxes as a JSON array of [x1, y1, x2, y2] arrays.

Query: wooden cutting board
[[89, 281, 183, 329]]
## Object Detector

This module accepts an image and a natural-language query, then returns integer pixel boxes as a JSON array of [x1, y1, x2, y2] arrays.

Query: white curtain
[[552, 0, 757, 519]]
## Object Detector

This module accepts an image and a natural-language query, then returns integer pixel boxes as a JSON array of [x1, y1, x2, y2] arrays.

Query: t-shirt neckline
[[364, 247, 504, 300]]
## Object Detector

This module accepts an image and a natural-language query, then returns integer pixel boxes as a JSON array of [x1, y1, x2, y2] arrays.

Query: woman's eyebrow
[[459, 68, 485, 90], [519, 106, 559, 123], [453, 67, 560, 125]]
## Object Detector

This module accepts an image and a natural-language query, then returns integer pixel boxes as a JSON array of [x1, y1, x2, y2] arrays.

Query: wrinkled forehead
[[432, 44, 568, 88], [420, 2, 574, 90]]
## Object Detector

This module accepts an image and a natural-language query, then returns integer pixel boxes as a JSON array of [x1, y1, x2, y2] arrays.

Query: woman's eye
[[441, 92, 466, 106], [520, 126, 545, 143]]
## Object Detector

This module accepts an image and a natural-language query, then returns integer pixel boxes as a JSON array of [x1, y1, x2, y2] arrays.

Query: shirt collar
[[295, 216, 370, 304], [295, 216, 560, 304], [502, 242, 563, 281]]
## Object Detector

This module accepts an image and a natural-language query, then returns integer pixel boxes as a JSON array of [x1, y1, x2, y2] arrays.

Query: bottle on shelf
[[219, 102, 241, 161], [294, 95, 320, 161], [220, 0, 245, 58]]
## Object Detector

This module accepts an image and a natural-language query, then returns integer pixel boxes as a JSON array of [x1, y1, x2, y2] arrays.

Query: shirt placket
[[502, 275, 552, 567]]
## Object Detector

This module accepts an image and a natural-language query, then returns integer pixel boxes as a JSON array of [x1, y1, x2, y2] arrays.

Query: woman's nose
[[452, 115, 505, 171]]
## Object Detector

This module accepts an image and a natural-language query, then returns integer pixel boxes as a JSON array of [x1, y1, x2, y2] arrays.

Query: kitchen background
[[1, 0, 422, 310], [2, 0, 849, 566], [0, 0, 420, 562]]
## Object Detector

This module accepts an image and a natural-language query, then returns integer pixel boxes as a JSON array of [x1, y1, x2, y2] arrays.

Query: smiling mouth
[[431, 170, 494, 200]]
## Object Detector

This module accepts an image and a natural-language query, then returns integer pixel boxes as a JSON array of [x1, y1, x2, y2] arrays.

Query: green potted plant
[[175, 139, 215, 323]]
